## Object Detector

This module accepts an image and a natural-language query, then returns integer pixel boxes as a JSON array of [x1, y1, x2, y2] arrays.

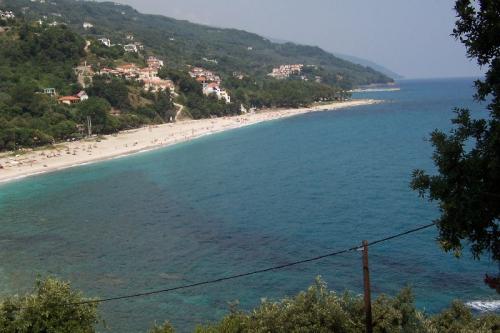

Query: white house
[[83, 22, 93, 29], [76, 91, 89, 101], [203, 83, 231, 104], [98, 38, 111, 47], [123, 44, 138, 53], [43, 88, 56, 96], [0, 10, 15, 20]]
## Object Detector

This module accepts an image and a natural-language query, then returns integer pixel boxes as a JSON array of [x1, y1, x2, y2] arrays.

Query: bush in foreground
[[0, 277, 498, 332], [0, 278, 99, 333]]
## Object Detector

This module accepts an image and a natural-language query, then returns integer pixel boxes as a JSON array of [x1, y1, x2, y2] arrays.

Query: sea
[[0, 77, 498, 332]]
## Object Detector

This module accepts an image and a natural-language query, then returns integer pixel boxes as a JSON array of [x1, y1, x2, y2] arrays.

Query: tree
[[0, 278, 99, 333], [88, 76, 129, 109], [190, 278, 498, 333], [77, 97, 113, 134], [411, 0, 500, 277]]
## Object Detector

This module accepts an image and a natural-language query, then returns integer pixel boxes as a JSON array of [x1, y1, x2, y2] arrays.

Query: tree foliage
[[0, 277, 498, 332], [0, 278, 99, 333], [411, 0, 500, 265], [150, 278, 499, 333]]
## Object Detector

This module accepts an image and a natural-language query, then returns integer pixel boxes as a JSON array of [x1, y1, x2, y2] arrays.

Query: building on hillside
[[98, 38, 111, 47], [123, 44, 138, 53], [58, 96, 81, 105], [203, 83, 231, 104], [195, 76, 207, 84], [125, 34, 134, 41], [43, 88, 56, 96], [0, 10, 15, 20], [268, 64, 304, 79], [99, 67, 120, 76], [233, 72, 245, 80], [202, 57, 218, 64], [143, 78, 175, 93], [138, 67, 158, 80], [82, 22, 93, 29], [189, 67, 220, 83], [76, 91, 89, 101], [146, 56, 164, 69], [116, 63, 138, 74]]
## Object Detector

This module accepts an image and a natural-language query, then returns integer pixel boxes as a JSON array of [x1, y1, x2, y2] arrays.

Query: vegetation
[[411, 0, 500, 280], [0, 0, 394, 151], [189, 279, 499, 333], [0, 278, 99, 333], [0, 22, 175, 151], [2, 0, 393, 89], [1, 277, 498, 333]]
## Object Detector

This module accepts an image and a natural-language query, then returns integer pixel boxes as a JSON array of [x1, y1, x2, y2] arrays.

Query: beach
[[0, 99, 378, 183]]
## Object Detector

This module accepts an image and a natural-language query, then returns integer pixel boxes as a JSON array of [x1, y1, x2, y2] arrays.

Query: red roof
[[58, 96, 80, 101]]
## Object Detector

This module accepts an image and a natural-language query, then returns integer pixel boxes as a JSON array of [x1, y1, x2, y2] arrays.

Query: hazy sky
[[111, 0, 483, 79]]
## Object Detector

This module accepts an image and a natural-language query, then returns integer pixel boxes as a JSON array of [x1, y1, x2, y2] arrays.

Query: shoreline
[[0, 99, 380, 184]]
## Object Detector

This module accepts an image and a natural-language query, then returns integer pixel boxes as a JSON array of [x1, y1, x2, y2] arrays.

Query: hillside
[[334, 53, 404, 80], [0, 0, 394, 152], [2, 0, 393, 89]]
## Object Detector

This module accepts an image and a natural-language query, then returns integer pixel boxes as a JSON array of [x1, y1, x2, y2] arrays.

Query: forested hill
[[2, 0, 392, 88]]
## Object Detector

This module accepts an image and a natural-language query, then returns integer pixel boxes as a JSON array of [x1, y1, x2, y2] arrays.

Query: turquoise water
[[0, 78, 497, 332]]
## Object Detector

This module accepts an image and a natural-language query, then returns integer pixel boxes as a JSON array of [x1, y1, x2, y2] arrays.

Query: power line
[[68, 222, 436, 306]]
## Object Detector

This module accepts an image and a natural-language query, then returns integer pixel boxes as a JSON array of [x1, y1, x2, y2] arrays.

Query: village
[[2, 7, 326, 110], [268, 64, 304, 79]]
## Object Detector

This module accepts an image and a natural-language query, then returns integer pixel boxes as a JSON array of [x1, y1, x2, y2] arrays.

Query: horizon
[[104, 0, 485, 80]]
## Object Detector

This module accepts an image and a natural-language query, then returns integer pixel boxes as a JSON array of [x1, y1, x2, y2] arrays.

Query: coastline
[[0, 99, 380, 184]]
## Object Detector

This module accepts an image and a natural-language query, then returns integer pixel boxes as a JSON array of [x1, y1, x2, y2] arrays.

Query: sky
[[110, 0, 483, 79]]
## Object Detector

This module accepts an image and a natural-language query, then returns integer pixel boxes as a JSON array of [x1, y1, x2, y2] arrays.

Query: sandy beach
[[0, 99, 379, 183]]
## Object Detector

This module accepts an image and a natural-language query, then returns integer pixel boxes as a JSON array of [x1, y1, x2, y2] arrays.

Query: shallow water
[[0, 78, 497, 332]]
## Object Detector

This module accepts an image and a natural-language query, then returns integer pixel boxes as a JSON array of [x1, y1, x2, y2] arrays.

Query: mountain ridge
[[2, 0, 393, 88]]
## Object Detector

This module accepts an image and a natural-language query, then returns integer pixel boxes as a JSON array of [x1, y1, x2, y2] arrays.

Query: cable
[[65, 222, 436, 306]]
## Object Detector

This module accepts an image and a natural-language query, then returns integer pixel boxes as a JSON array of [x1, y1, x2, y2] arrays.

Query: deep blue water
[[0, 78, 497, 332]]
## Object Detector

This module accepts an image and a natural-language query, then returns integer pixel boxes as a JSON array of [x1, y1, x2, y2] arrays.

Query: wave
[[465, 300, 500, 312], [350, 88, 401, 93]]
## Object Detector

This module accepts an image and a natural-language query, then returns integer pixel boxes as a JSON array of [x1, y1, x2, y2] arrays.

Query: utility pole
[[362, 240, 373, 333]]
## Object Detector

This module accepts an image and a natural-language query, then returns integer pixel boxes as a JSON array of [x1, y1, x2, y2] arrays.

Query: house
[[43, 88, 56, 96], [125, 34, 134, 41], [196, 76, 207, 84], [138, 67, 158, 80], [189, 67, 220, 83], [268, 64, 304, 79], [143, 78, 175, 93], [76, 91, 89, 101], [58, 96, 81, 105], [123, 44, 138, 53], [116, 63, 138, 74], [203, 83, 231, 104], [82, 22, 93, 29], [146, 56, 164, 69], [0, 10, 15, 20], [98, 38, 111, 47]]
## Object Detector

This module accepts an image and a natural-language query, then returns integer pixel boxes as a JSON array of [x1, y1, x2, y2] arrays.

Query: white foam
[[466, 300, 500, 312], [350, 88, 401, 93]]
